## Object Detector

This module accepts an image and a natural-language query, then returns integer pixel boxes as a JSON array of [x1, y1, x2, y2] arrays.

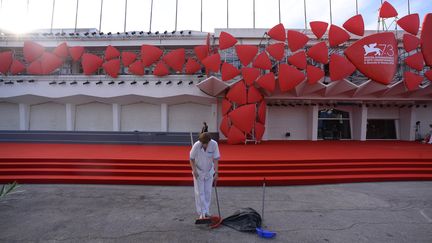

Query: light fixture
[[172, 30, 176, 34], [155, 31, 159, 35], [5, 81, 13, 84], [188, 31, 192, 34], [188, 81, 194, 85], [164, 30, 168, 34], [118, 81, 125, 84], [83, 81, 90, 85], [96, 81, 103, 85], [131, 31, 136, 35], [84, 32, 89, 36], [99, 32, 104, 35], [108, 81, 115, 85], [49, 81, 56, 85], [143, 81, 149, 85], [180, 30, 184, 34], [69, 33, 74, 36], [28, 79, 35, 83], [59, 81, 66, 85], [16, 80, 23, 83], [177, 80, 183, 85], [107, 32, 112, 35], [139, 31, 144, 35], [92, 32, 97, 35], [156, 80, 161, 85], [131, 81, 137, 85], [147, 31, 151, 35], [166, 81, 172, 85], [70, 81, 77, 85]]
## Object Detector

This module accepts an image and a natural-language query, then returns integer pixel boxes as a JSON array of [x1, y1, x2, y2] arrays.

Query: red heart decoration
[[329, 54, 356, 81], [344, 32, 397, 85], [421, 13, 432, 66], [397, 13, 420, 36], [219, 32, 238, 50]]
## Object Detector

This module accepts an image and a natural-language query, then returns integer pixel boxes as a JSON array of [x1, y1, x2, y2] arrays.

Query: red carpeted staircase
[[1, 142, 432, 186]]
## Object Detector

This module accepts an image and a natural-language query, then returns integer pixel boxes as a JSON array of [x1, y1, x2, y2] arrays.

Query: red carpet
[[1, 141, 432, 186]]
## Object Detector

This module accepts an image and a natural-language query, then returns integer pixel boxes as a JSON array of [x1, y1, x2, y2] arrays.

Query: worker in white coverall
[[189, 132, 220, 219]]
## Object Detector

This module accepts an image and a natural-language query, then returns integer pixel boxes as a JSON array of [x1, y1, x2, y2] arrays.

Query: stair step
[[1, 174, 432, 186]]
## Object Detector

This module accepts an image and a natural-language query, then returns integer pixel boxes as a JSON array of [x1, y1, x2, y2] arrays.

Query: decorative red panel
[[247, 86, 263, 103], [403, 34, 420, 52], [256, 72, 275, 93], [153, 61, 169, 76], [242, 67, 260, 86], [227, 125, 246, 144], [222, 98, 232, 115], [405, 52, 425, 71], [0, 51, 13, 74], [379, 1, 398, 18], [162, 48, 185, 72], [105, 45, 120, 60], [397, 13, 420, 36], [306, 65, 325, 84], [255, 122, 265, 142], [220, 115, 230, 138], [201, 53, 221, 73], [69, 46, 85, 61], [278, 64, 305, 92], [344, 32, 397, 85], [185, 58, 201, 74], [27, 60, 43, 75], [307, 42, 328, 64], [128, 60, 144, 76], [267, 23, 286, 41], [194, 45, 209, 61], [421, 13, 432, 66], [10, 59, 26, 75], [404, 71, 423, 91], [53, 42, 69, 58], [229, 104, 256, 133], [221, 62, 240, 81], [102, 59, 121, 78], [81, 53, 103, 75], [310, 21, 328, 39], [266, 43, 285, 61], [329, 54, 356, 81], [40, 52, 63, 74], [258, 102, 266, 124], [288, 51, 307, 70], [235, 45, 258, 66], [329, 25, 350, 47], [226, 81, 247, 105], [287, 30, 309, 52], [343, 14, 364, 36], [253, 52, 272, 70], [122, 52, 137, 67], [219, 31, 238, 50], [23, 41, 45, 63], [141, 45, 163, 67]]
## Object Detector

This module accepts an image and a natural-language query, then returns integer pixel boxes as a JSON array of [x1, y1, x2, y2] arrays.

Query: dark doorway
[[367, 119, 397, 139], [318, 109, 351, 140]]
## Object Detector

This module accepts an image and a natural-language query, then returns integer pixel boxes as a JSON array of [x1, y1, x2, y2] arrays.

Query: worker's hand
[[193, 170, 199, 179], [213, 172, 218, 181]]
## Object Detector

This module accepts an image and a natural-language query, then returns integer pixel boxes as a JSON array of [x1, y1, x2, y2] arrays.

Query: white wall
[[75, 102, 113, 131], [266, 106, 308, 140], [29, 102, 66, 130], [368, 107, 399, 119], [0, 102, 19, 130], [168, 102, 213, 132], [121, 102, 161, 131]]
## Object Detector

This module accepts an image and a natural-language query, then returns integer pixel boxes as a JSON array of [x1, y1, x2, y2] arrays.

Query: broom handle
[[262, 177, 266, 222], [214, 180, 221, 217]]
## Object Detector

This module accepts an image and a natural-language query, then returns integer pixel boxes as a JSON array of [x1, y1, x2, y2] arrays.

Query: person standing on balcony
[[189, 132, 220, 220]]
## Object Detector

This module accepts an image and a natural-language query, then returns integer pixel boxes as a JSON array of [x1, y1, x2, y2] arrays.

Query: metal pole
[[355, 0, 358, 15], [278, 0, 281, 23], [50, 0, 56, 33], [303, 0, 307, 29], [99, 0, 104, 32], [124, 0, 128, 32], [175, 0, 178, 31], [408, 0, 410, 15], [200, 0, 203, 32], [74, 0, 79, 32], [253, 0, 255, 28], [226, 0, 229, 28], [329, 0, 332, 25], [149, 0, 153, 32]]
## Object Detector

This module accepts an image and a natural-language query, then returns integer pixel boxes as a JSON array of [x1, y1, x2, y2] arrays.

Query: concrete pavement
[[0, 182, 432, 242]]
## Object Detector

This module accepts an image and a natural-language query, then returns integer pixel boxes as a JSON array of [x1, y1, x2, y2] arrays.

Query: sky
[[0, 0, 430, 34]]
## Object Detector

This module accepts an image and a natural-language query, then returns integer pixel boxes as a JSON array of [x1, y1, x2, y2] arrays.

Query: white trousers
[[193, 174, 213, 216]]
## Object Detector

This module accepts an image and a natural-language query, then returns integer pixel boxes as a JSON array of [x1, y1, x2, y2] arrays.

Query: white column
[[66, 103, 76, 131], [211, 103, 217, 132], [19, 104, 29, 130], [161, 103, 168, 132], [308, 105, 318, 141], [360, 106, 367, 141], [112, 103, 120, 131]]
